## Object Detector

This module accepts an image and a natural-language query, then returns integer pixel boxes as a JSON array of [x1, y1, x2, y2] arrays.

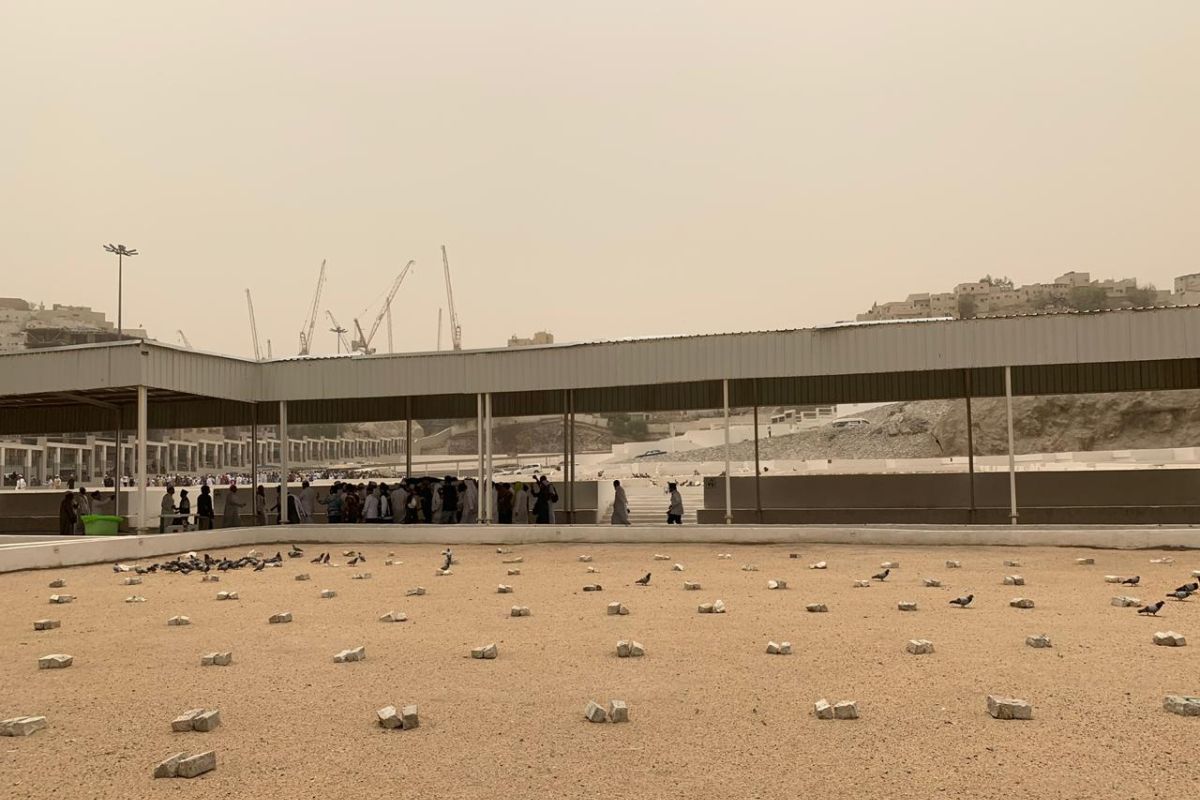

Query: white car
[[829, 418, 870, 430]]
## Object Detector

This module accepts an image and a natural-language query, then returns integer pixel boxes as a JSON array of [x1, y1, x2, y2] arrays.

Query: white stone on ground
[[945, 560, 962, 568], [510, 606, 531, 617], [607, 602, 629, 615], [697, 603, 714, 614], [1003, 575, 1025, 586], [898, 602, 918, 611], [167, 616, 190, 626], [767, 641, 793, 655], [809, 561, 827, 570], [1163, 695, 1200, 716], [352, 573, 372, 580], [880, 562, 899, 569], [653, 554, 670, 561], [33, 619, 60, 631], [1153, 631, 1187, 647], [268, 612, 292, 624], [813, 699, 834, 720], [741, 564, 759, 572], [401, 705, 419, 729], [906, 639, 934, 655], [0, 716, 47, 737], [1025, 635, 1052, 649], [122, 577, 141, 586], [683, 581, 701, 590], [202, 575, 219, 582], [1104, 576, 1122, 583], [436, 568, 453, 576], [176, 751, 217, 778], [712, 599, 726, 613], [767, 579, 788, 590], [379, 611, 408, 623], [125, 596, 146, 603], [200, 652, 233, 666], [672, 563, 684, 572], [215, 591, 239, 601], [320, 589, 336, 599], [987, 695, 1033, 720], [497, 584, 513, 594], [1003, 560, 1021, 567], [833, 701, 859, 719], [578, 555, 592, 562], [37, 654, 72, 669], [805, 603, 828, 613], [1076, 558, 1095, 565], [922, 578, 942, 587], [1111, 596, 1141, 607], [333, 646, 367, 663], [377, 705, 401, 729], [471, 643, 498, 659], [406, 587, 427, 596], [507, 568, 521, 576], [49, 595, 74, 604], [608, 700, 629, 723], [49, 579, 65, 588], [853, 580, 870, 588], [295, 574, 310, 581], [1010, 598, 1035, 609], [584, 701, 607, 722]]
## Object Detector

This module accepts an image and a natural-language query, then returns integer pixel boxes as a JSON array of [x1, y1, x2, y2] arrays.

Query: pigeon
[[290, 544, 303, 555], [949, 594, 974, 607], [1167, 590, 1192, 601], [1139, 600, 1164, 615], [871, 568, 890, 582], [254, 560, 266, 572], [356, 553, 366, 562], [634, 573, 651, 586], [1173, 581, 1199, 594], [348, 556, 361, 566], [310, 552, 324, 564], [321, 553, 331, 565], [1121, 576, 1140, 586]]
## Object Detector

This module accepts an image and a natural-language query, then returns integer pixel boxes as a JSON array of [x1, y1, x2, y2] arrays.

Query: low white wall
[[3, 523, 1199, 573]]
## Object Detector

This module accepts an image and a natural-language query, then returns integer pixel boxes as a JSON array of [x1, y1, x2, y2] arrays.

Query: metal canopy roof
[[1, 306, 1199, 435]]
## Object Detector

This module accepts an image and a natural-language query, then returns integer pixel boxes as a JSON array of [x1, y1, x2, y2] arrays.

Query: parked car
[[828, 417, 870, 430], [635, 449, 668, 458]]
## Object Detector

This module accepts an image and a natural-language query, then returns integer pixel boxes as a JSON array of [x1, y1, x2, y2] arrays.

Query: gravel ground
[[2, 542, 1198, 799]]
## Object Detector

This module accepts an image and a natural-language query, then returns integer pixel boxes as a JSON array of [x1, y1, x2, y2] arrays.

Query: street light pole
[[103, 243, 138, 336]]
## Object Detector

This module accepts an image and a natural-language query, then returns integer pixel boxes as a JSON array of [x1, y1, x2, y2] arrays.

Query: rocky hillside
[[627, 390, 1200, 463], [439, 420, 631, 456]]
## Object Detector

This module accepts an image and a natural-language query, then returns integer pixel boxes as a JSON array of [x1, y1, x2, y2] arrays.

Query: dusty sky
[[3, 2, 1198, 359]]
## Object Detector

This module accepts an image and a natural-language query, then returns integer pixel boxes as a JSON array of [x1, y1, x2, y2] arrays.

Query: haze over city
[[4, 1, 1198, 357]]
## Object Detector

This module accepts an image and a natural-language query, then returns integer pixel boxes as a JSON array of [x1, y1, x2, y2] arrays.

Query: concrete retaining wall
[[3, 522, 1199, 573]]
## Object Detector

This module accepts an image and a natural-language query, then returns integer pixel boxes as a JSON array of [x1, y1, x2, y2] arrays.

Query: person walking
[[159, 486, 176, 533], [321, 484, 343, 524], [496, 482, 514, 524], [512, 481, 530, 524], [253, 485, 268, 525], [222, 484, 245, 527], [440, 476, 459, 524], [532, 476, 557, 524], [666, 481, 684, 525], [72, 487, 92, 534], [197, 484, 215, 530], [175, 489, 191, 529], [299, 480, 317, 521], [363, 484, 382, 523], [611, 479, 630, 525], [58, 491, 78, 535]]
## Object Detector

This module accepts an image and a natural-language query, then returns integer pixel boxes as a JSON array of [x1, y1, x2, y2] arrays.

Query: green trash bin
[[82, 514, 124, 535]]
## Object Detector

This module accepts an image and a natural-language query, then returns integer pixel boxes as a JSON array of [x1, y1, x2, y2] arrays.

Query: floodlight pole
[[104, 244, 138, 336]]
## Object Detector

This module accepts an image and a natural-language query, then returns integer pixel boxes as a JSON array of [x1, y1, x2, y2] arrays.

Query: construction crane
[[176, 329, 193, 349], [351, 259, 415, 354], [441, 245, 463, 350], [436, 307, 443, 351], [298, 259, 327, 356], [245, 289, 262, 361], [326, 310, 350, 354]]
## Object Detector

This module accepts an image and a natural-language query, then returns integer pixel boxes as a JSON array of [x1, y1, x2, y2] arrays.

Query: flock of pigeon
[[114, 545, 331, 575], [865, 563, 1197, 614]]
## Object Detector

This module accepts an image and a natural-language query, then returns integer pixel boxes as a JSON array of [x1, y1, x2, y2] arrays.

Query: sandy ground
[[1, 542, 1198, 799]]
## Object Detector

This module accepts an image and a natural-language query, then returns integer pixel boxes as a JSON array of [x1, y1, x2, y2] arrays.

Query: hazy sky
[[3, 2, 1198, 358]]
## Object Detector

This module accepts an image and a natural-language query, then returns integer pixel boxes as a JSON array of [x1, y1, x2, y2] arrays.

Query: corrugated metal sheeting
[[0, 308, 1199, 434]]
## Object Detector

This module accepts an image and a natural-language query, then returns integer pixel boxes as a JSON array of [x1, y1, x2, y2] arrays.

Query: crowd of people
[[52, 473, 688, 534]]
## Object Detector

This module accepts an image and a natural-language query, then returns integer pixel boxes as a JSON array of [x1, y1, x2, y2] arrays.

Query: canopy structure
[[3, 305, 1200, 529]]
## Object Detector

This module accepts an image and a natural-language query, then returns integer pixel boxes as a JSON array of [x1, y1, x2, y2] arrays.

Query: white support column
[[279, 401, 289, 525], [1005, 365, 1018, 525], [723, 378, 732, 525], [484, 393, 493, 524], [476, 394, 484, 487], [136, 385, 148, 532]]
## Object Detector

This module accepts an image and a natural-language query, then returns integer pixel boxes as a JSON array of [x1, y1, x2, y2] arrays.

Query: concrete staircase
[[618, 480, 704, 525]]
